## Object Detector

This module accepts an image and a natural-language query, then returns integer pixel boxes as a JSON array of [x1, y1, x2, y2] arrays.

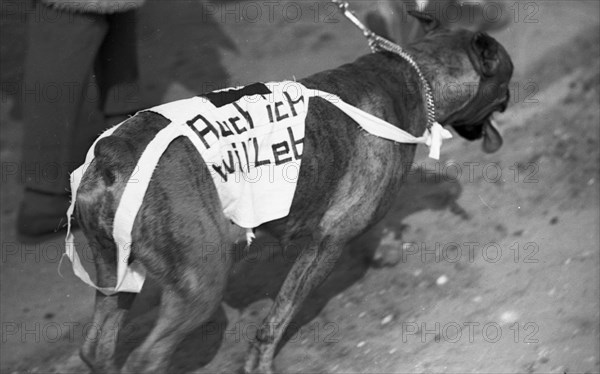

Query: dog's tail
[[93, 136, 137, 186]]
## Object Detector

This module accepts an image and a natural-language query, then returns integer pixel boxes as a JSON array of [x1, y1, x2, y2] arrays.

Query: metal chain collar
[[331, 0, 436, 130]]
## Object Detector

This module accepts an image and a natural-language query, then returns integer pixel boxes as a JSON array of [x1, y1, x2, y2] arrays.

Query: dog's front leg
[[244, 236, 344, 374]]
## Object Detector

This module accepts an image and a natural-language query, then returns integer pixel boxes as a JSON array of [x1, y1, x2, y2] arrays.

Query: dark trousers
[[22, 1, 142, 195]]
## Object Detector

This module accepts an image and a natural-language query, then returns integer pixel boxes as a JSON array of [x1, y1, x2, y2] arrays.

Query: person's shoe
[[17, 189, 72, 239]]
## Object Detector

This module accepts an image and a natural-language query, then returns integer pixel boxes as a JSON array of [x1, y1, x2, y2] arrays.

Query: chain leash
[[331, 0, 436, 130]]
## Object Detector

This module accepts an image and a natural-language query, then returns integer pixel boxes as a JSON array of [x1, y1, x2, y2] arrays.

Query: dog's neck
[[302, 49, 479, 136], [401, 47, 481, 124], [357, 50, 479, 129]]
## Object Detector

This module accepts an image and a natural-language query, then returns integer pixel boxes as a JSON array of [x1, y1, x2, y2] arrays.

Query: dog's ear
[[94, 136, 136, 185], [407, 10, 440, 33], [472, 32, 500, 77]]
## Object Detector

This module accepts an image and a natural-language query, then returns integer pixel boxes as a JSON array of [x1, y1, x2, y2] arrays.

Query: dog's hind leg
[[117, 135, 234, 373], [80, 291, 136, 374], [244, 235, 344, 374], [120, 270, 228, 373], [119, 232, 233, 374], [79, 241, 136, 374]]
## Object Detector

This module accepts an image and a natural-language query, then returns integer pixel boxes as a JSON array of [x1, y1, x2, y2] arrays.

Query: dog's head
[[408, 11, 514, 153]]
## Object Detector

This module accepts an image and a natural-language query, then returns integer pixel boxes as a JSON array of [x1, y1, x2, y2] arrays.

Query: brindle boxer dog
[[75, 11, 512, 374]]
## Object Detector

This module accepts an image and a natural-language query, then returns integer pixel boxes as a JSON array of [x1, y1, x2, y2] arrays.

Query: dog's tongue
[[482, 119, 503, 153]]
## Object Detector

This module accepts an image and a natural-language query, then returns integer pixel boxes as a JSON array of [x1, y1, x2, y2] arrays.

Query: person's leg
[[97, 9, 143, 119], [66, 9, 143, 181], [18, 2, 108, 236]]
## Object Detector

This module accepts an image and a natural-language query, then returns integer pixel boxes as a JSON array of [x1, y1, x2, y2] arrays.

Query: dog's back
[[77, 111, 236, 284]]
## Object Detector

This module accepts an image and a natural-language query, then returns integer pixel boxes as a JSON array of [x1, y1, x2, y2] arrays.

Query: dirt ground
[[1, 0, 599, 373]]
